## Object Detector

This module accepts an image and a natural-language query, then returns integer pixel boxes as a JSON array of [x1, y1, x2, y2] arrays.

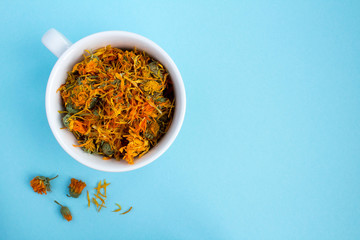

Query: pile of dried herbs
[[58, 46, 174, 164]]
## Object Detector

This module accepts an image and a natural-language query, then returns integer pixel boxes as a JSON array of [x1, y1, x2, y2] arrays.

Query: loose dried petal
[[113, 203, 122, 212], [87, 190, 90, 207], [121, 207, 133, 215]]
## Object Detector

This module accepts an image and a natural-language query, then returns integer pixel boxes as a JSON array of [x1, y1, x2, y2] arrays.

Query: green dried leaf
[[89, 97, 99, 109], [156, 97, 167, 103], [63, 114, 72, 127], [148, 62, 158, 74], [76, 77, 84, 85], [145, 131, 154, 140], [93, 109, 99, 116], [149, 61, 163, 78], [81, 147, 94, 154], [66, 103, 80, 114]]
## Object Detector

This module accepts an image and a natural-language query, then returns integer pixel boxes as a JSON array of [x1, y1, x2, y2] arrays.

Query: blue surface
[[1, 1, 360, 239]]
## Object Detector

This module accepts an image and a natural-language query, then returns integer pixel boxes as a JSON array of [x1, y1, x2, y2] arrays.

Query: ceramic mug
[[42, 28, 186, 172]]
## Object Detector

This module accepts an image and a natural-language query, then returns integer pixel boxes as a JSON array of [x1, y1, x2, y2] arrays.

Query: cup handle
[[42, 28, 72, 58]]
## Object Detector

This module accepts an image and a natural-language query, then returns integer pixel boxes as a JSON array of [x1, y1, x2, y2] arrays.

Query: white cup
[[42, 28, 186, 172]]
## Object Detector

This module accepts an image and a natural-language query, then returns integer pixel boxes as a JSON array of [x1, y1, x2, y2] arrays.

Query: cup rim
[[45, 31, 186, 172]]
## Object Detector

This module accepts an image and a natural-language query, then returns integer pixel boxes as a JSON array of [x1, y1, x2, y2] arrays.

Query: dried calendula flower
[[54, 201, 72, 222], [30, 175, 58, 195], [67, 178, 87, 198]]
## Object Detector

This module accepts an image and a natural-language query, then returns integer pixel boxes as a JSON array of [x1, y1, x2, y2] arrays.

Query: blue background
[[0, 0, 359, 239]]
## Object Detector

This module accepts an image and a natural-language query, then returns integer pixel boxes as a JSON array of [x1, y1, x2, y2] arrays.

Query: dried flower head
[[54, 201, 72, 222], [68, 178, 87, 198], [30, 175, 58, 195]]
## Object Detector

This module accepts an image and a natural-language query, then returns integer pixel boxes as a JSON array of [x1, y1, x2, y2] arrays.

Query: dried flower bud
[[54, 201, 72, 222], [68, 178, 87, 198], [30, 175, 58, 195]]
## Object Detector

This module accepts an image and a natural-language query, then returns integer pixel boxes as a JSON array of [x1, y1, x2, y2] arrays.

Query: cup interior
[[46, 31, 185, 172]]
